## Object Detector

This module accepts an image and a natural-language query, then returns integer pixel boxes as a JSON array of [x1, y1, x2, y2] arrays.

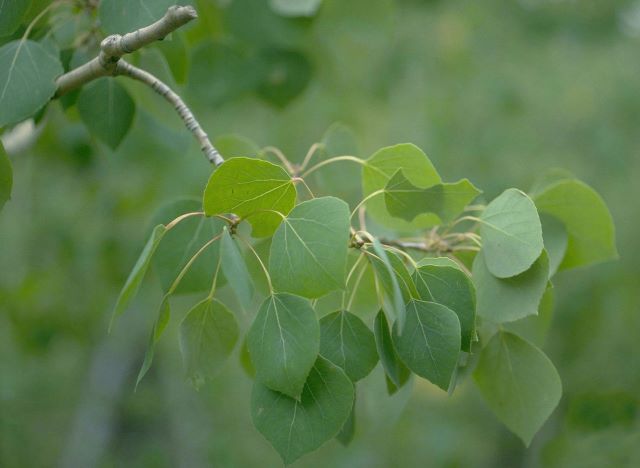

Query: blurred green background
[[1, 0, 639, 466]]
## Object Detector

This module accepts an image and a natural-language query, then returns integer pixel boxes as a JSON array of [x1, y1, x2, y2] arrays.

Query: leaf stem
[[292, 177, 316, 199], [350, 189, 385, 221], [299, 142, 324, 171], [301, 155, 367, 178], [263, 146, 295, 174], [236, 234, 274, 294], [164, 211, 204, 230], [167, 233, 222, 295]]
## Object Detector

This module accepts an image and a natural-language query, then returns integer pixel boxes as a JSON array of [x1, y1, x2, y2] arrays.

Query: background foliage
[[1, 0, 639, 466]]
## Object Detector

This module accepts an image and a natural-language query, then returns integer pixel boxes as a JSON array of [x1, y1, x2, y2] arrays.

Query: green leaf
[[269, 197, 350, 298], [529, 168, 575, 197], [99, 0, 174, 34], [213, 133, 261, 159], [392, 300, 461, 391], [179, 298, 239, 388], [220, 227, 254, 310], [0, 40, 63, 127], [269, 0, 322, 17], [152, 199, 225, 295], [319, 310, 378, 381], [480, 188, 544, 278], [534, 179, 617, 270], [373, 311, 410, 393], [256, 48, 312, 108], [473, 331, 562, 446], [362, 143, 441, 231], [203, 157, 296, 238], [336, 397, 356, 446], [110, 224, 167, 330], [413, 261, 476, 352], [0, 142, 12, 212], [384, 169, 481, 223], [0, 0, 31, 36], [247, 293, 319, 398], [136, 297, 171, 389], [504, 285, 554, 347], [155, 33, 188, 84], [251, 356, 354, 465], [541, 214, 568, 277], [472, 250, 549, 324], [77, 78, 135, 150], [240, 337, 256, 378]]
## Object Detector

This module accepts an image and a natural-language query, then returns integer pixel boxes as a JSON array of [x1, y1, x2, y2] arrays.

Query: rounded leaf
[[480, 188, 543, 278]]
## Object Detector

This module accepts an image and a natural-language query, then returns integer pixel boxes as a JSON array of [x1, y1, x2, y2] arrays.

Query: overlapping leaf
[[269, 196, 349, 298], [480, 188, 543, 278], [99, 0, 174, 34], [473, 331, 562, 445], [473, 250, 549, 323], [0, 0, 31, 36], [179, 298, 239, 388], [392, 300, 461, 391], [384, 169, 481, 223], [203, 157, 296, 237], [374, 311, 411, 394], [319, 310, 378, 381], [534, 179, 617, 270], [220, 227, 254, 310], [251, 356, 354, 464], [247, 293, 319, 398], [413, 259, 476, 351], [540, 214, 568, 277], [0, 142, 12, 212]]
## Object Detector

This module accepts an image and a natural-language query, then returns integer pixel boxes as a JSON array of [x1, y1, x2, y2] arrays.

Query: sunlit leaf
[[374, 311, 410, 393], [110, 224, 167, 330], [480, 188, 543, 278], [203, 157, 296, 238], [77, 78, 135, 150], [179, 298, 239, 388], [473, 331, 562, 446], [269, 197, 350, 298], [472, 250, 549, 324], [220, 227, 254, 310], [384, 169, 481, 223], [247, 293, 319, 398], [392, 300, 461, 391], [251, 356, 354, 464], [362, 143, 441, 231], [319, 310, 378, 381], [413, 260, 476, 352], [0, 40, 62, 127], [534, 179, 617, 271]]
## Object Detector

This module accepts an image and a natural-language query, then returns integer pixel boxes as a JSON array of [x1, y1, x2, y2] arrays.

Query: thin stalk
[[301, 155, 367, 178], [237, 234, 273, 294], [167, 234, 222, 295]]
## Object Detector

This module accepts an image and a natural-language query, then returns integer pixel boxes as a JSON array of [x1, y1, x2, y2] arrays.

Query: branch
[[54, 5, 223, 166]]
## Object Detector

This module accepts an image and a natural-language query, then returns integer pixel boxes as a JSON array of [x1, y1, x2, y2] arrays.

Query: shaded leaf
[[203, 157, 296, 238], [110, 224, 167, 330], [374, 311, 410, 393], [0, 0, 31, 37], [256, 48, 312, 108], [504, 285, 554, 347], [247, 293, 319, 398], [136, 297, 171, 388], [472, 250, 549, 324], [251, 356, 354, 465], [240, 337, 256, 378], [214, 133, 261, 159], [336, 397, 356, 446], [319, 310, 378, 381], [392, 300, 461, 391], [99, 0, 174, 34], [151, 199, 225, 295], [220, 227, 254, 310], [413, 261, 476, 352], [385, 169, 481, 223], [77, 78, 135, 150], [534, 179, 617, 271], [0, 142, 12, 212], [179, 298, 239, 388], [0, 40, 62, 127], [541, 214, 568, 277], [473, 331, 562, 446], [269, 196, 350, 298], [480, 188, 543, 278]]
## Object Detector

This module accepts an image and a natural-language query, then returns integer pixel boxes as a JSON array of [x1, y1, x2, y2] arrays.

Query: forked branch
[[54, 5, 223, 166]]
